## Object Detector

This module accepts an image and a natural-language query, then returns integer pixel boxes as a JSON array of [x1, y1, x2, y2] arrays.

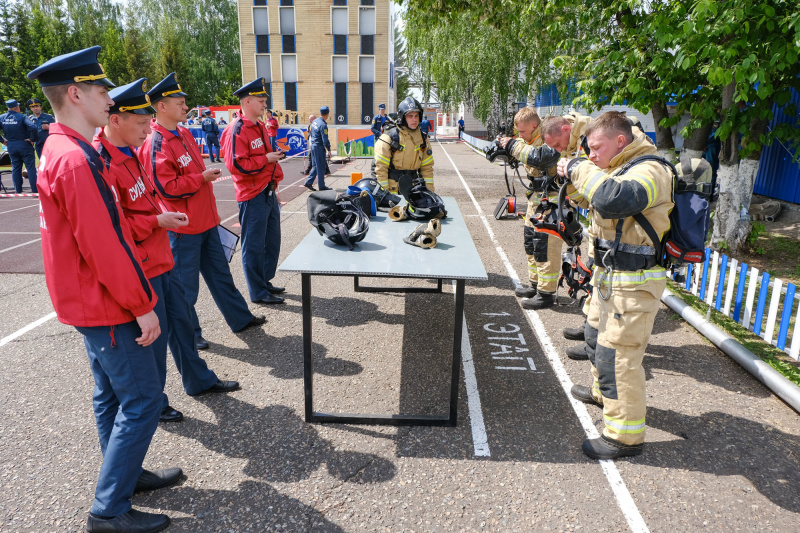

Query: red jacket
[[266, 116, 278, 138], [38, 123, 156, 327], [220, 112, 284, 202], [139, 120, 220, 234], [93, 131, 174, 279]]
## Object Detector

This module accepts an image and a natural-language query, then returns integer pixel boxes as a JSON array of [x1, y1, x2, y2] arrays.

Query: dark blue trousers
[[169, 227, 254, 339], [238, 186, 281, 302], [35, 140, 47, 160], [150, 270, 218, 398], [8, 141, 37, 193], [76, 321, 162, 517], [304, 144, 327, 189], [205, 134, 220, 162]]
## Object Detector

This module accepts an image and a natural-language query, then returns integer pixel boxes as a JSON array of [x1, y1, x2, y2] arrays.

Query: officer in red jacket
[[220, 78, 286, 304], [94, 78, 242, 424], [28, 46, 176, 533], [140, 73, 265, 350]]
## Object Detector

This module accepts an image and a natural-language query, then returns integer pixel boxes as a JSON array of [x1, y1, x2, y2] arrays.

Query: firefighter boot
[[582, 435, 643, 460], [570, 385, 602, 407], [563, 320, 587, 341], [521, 291, 555, 310], [565, 343, 590, 361], [515, 283, 537, 298]]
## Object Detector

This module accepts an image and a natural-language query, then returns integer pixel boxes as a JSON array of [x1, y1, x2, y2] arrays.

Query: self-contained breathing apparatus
[[590, 154, 713, 300], [484, 138, 593, 303]]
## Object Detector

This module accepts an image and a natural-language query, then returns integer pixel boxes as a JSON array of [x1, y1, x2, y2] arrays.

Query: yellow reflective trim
[[376, 155, 391, 165], [421, 156, 433, 166], [592, 266, 666, 285], [378, 179, 388, 187], [604, 414, 646, 432], [628, 174, 657, 209], [581, 170, 606, 202], [528, 265, 538, 272], [414, 145, 421, 151], [538, 272, 559, 281]]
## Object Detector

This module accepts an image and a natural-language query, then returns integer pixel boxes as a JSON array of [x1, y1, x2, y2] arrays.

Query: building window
[[361, 0, 374, 5], [253, 6, 269, 34], [279, 7, 295, 35], [358, 6, 375, 35], [280, 0, 293, 5], [361, 83, 373, 125], [335, 83, 347, 124], [282, 35, 295, 53], [359, 56, 374, 83], [332, 56, 348, 83], [334, 0, 347, 6], [256, 54, 272, 82], [332, 7, 348, 35], [281, 54, 297, 83], [253, 0, 266, 6], [361, 35, 373, 55]]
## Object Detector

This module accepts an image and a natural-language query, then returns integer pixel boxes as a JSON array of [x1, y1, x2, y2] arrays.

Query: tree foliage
[[0, 0, 242, 111]]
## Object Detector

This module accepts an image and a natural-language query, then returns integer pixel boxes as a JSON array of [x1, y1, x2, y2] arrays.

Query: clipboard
[[217, 224, 240, 263]]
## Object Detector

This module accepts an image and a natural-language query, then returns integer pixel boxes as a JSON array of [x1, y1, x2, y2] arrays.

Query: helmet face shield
[[307, 190, 370, 250]]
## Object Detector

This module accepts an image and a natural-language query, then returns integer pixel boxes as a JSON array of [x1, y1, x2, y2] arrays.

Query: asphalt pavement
[[1, 141, 800, 532]]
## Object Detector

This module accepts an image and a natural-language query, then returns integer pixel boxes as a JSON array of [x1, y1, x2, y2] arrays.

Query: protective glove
[[403, 223, 438, 249], [389, 204, 408, 221], [565, 157, 588, 181]]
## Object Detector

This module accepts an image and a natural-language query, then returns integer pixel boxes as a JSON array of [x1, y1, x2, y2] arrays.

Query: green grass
[[666, 282, 800, 387]]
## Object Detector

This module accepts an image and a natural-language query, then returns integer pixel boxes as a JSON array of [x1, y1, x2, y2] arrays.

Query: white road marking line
[[0, 232, 40, 235], [440, 143, 650, 533], [0, 238, 41, 254], [527, 357, 537, 371], [453, 279, 490, 457], [0, 204, 39, 215], [0, 312, 57, 348], [494, 366, 528, 371]]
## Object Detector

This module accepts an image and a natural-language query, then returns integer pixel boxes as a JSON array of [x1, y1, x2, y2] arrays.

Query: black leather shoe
[[195, 336, 209, 350], [86, 509, 170, 533], [514, 283, 537, 298], [319, 186, 332, 191], [563, 326, 585, 341], [304, 184, 317, 192], [159, 406, 183, 422], [194, 379, 240, 395], [135, 467, 183, 493], [566, 343, 590, 361], [521, 291, 555, 310], [237, 315, 267, 332], [254, 293, 285, 304], [267, 284, 285, 294], [570, 384, 602, 407], [582, 435, 644, 460]]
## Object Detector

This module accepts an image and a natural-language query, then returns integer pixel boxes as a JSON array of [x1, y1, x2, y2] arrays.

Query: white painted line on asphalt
[[494, 366, 527, 370], [0, 237, 41, 254], [440, 142, 650, 533], [527, 357, 537, 371], [220, 212, 239, 224], [0, 312, 57, 348], [0, 232, 40, 235], [452, 281, 490, 458], [0, 204, 39, 215]]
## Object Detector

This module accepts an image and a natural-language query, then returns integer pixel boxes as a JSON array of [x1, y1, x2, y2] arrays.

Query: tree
[[394, 24, 410, 103]]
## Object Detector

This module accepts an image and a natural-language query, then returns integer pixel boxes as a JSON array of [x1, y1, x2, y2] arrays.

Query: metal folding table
[[279, 197, 487, 426]]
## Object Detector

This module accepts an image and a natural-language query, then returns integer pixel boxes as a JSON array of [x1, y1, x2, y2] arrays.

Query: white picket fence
[[680, 249, 800, 360]]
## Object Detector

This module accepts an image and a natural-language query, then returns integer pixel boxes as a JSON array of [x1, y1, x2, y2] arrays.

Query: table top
[[279, 196, 488, 280]]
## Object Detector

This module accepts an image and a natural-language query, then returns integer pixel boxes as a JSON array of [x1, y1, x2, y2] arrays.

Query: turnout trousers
[[524, 198, 562, 292], [304, 144, 327, 189], [150, 270, 218, 398], [238, 186, 281, 302], [8, 140, 37, 193], [168, 226, 254, 339], [76, 321, 162, 517], [584, 278, 665, 445]]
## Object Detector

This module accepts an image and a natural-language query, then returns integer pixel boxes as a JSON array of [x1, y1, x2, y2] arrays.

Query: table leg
[[354, 276, 443, 293], [448, 279, 466, 426], [302, 273, 314, 421]]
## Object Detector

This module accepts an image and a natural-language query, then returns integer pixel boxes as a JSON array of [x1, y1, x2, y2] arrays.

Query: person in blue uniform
[[27, 98, 55, 158], [371, 103, 388, 139], [420, 116, 431, 136], [457, 117, 465, 138], [29, 46, 179, 533], [201, 110, 221, 163], [0, 99, 38, 193], [304, 106, 332, 192]]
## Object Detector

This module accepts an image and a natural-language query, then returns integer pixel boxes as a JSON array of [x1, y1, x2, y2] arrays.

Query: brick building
[[237, 0, 395, 127]]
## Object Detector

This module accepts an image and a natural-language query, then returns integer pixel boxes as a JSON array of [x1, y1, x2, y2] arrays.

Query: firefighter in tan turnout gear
[[375, 97, 434, 194], [498, 108, 563, 309], [556, 112, 674, 460], [540, 112, 594, 351]]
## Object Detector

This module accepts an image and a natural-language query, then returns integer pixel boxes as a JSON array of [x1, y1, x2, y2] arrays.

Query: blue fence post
[[699, 248, 711, 301], [685, 264, 693, 291], [777, 283, 797, 351], [733, 263, 749, 323], [715, 255, 729, 310], [753, 272, 771, 336]]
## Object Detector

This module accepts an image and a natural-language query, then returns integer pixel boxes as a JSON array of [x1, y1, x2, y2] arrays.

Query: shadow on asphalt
[[644, 407, 800, 513]]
